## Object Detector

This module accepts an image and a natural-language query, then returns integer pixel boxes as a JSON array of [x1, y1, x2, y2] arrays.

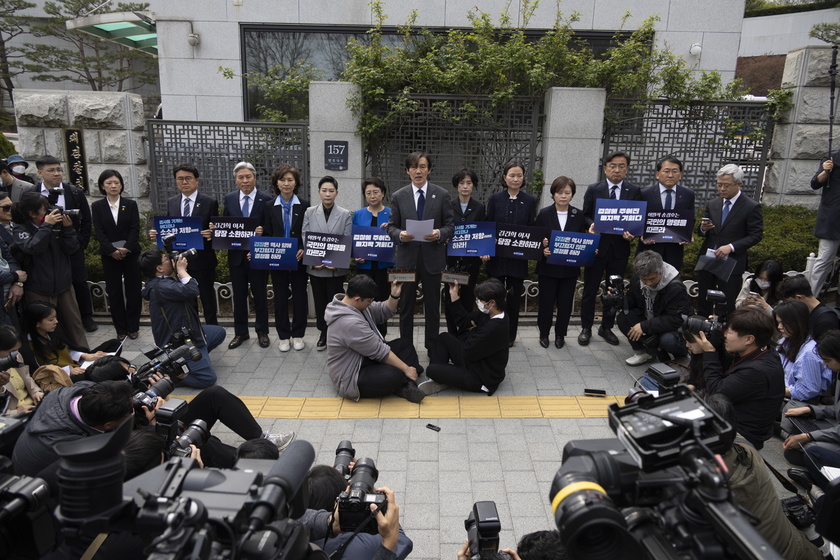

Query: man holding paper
[[387, 152, 454, 351]]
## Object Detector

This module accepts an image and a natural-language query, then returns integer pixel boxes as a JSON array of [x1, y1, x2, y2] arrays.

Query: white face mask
[[10, 164, 25, 174], [755, 279, 770, 290], [476, 299, 490, 314]]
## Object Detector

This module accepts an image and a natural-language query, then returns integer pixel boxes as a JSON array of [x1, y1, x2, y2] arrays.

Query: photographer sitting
[[139, 249, 226, 389], [617, 251, 694, 366], [696, 307, 785, 449], [0, 324, 43, 416]]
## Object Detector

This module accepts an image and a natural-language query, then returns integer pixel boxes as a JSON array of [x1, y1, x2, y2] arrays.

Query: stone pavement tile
[[502, 470, 539, 493], [352, 420, 385, 443], [408, 441, 439, 462], [494, 418, 527, 433], [508, 491, 552, 519], [533, 461, 561, 484], [439, 470, 473, 494], [496, 433, 528, 452], [407, 460, 439, 481], [439, 432, 468, 452], [438, 450, 470, 471], [469, 461, 505, 482], [438, 514, 468, 548], [375, 451, 409, 476], [511, 516, 555, 545], [405, 480, 440, 504], [379, 435, 410, 452], [527, 440, 561, 462], [405, 502, 444, 530], [405, 529, 439, 560], [381, 417, 412, 435]]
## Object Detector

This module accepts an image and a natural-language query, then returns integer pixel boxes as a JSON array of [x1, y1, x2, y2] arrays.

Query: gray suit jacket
[[387, 183, 454, 274], [6, 177, 34, 202], [302, 204, 353, 277]]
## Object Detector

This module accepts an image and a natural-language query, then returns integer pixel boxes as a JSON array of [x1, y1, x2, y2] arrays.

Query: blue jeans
[[181, 325, 226, 389]]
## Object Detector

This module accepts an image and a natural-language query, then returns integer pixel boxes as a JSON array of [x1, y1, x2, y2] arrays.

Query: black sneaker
[[397, 381, 425, 403], [316, 331, 327, 351]]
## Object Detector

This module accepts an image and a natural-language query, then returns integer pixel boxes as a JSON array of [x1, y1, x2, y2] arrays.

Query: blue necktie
[[183, 197, 191, 217], [665, 189, 673, 210], [416, 189, 425, 219], [611, 185, 619, 200], [721, 199, 731, 225], [242, 195, 250, 217]]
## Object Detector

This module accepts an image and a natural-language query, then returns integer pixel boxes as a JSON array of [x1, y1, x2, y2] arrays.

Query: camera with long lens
[[464, 501, 509, 560], [130, 338, 201, 388], [600, 275, 626, 313], [163, 233, 199, 262], [131, 376, 175, 417], [167, 419, 209, 459], [334, 440, 355, 479], [46, 188, 81, 218], [337, 457, 387, 534]]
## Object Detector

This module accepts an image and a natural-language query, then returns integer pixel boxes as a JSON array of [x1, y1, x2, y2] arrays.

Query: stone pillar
[[540, 87, 607, 209], [766, 45, 835, 208], [308, 82, 365, 210], [12, 89, 149, 198]]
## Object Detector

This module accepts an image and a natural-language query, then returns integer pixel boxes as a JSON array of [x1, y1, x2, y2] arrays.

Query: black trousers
[[398, 265, 441, 350], [310, 275, 345, 333], [229, 261, 268, 336], [491, 275, 524, 342], [537, 276, 577, 339], [70, 250, 93, 322], [191, 268, 218, 325], [271, 268, 308, 339], [580, 254, 627, 330], [356, 338, 421, 398], [616, 310, 687, 357], [696, 269, 740, 318], [101, 253, 142, 336], [426, 332, 484, 393]]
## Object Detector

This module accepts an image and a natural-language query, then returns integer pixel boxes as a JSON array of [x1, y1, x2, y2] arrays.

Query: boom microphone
[[247, 440, 315, 532]]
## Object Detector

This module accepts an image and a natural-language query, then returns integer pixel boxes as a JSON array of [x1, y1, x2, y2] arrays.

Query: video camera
[[46, 187, 80, 218], [601, 275, 628, 315], [336, 456, 387, 534], [465, 501, 509, 560], [684, 289, 727, 336], [163, 233, 198, 262], [130, 329, 201, 390]]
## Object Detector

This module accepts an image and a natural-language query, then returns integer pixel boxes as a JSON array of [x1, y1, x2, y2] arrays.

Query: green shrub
[[0, 135, 16, 159]]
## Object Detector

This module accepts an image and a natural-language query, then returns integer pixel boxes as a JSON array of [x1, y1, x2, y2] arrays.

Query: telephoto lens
[[334, 440, 355, 479], [169, 419, 210, 458]]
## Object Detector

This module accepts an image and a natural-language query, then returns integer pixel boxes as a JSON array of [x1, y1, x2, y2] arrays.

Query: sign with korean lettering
[[494, 224, 548, 260], [303, 232, 352, 268], [593, 199, 647, 237], [154, 216, 203, 250], [63, 128, 89, 193], [324, 140, 349, 171], [546, 231, 599, 267], [251, 237, 299, 270], [351, 225, 395, 262], [447, 221, 496, 257], [211, 217, 259, 250], [643, 209, 694, 244]]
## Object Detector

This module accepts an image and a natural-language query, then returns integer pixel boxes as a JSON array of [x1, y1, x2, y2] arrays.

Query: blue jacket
[[353, 206, 395, 269]]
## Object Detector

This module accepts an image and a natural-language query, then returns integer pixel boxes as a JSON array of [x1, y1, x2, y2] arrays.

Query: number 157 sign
[[325, 140, 348, 171]]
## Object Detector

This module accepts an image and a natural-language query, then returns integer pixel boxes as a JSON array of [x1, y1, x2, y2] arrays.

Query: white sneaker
[[278, 339, 291, 352], [418, 379, 447, 395], [262, 431, 296, 451], [292, 337, 305, 351], [625, 351, 654, 366]]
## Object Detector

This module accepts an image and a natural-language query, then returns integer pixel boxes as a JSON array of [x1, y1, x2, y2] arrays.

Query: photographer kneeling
[[139, 249, 226, 388], [617, 251, 694, 366]]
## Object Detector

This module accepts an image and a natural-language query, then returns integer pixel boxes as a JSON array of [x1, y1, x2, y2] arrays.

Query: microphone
[[247, 440, 315, 532]]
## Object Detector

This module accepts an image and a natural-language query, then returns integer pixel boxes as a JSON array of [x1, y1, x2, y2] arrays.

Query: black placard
[[64, 128, 89, 193], [324, 140, 348, 171]]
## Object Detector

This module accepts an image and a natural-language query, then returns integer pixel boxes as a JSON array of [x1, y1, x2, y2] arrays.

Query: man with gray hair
[[218, 162, 273, 349], [696, 164, 763, 317], [617, 250, 694, 365]]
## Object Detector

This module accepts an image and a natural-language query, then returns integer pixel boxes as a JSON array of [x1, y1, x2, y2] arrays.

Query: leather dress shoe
[[257, 332, 270, 348], [228, 335, 249, 349], [539, 337, 549, 348], [83, 318, 99, 332], [578, 328, 592, 346], [128, 331, 139, 340], [555, 338, 565, 349], [787, 468, 813, 491], [598, 327, 620, 346], [316, 331, 327, 351]]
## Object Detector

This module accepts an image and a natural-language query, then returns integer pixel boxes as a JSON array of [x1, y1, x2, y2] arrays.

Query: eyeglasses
[[175, 176, 196, 183], [0, 205, 12, 211]]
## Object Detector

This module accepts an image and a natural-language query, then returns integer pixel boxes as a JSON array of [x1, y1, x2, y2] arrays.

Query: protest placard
[[211, 217, 259, 250], [447, 221, 496, 257], [593, 199, 647, 237], [154, 216, 203, 250]]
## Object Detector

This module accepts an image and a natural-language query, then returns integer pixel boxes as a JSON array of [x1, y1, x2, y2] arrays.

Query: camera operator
[[0, 324, 43, 416], [681, 319, 730, 397], [696, 306, 785, 449], [617, 250, 694, 366], [139, 249, 226, 388]]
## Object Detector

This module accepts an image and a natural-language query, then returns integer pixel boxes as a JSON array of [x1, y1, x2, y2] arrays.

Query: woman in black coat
[[91, 170, 142, 340], [536, 176, 591, 349]]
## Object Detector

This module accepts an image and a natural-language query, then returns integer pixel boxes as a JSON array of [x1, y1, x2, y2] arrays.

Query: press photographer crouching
[[617, 251, 694, 366], [139, 248, 226, 388]]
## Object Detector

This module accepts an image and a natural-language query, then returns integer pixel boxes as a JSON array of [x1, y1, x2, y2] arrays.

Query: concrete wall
[[739, 8, 839, 57]]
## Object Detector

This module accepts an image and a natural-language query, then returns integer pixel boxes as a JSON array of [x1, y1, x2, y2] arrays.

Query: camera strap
[[327, 505, 383, 560], [153, 280, 206, 347], [80, 533, 109, 560]]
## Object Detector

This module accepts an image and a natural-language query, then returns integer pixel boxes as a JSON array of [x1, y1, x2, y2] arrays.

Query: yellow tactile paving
[[175, 395, 624, 419]]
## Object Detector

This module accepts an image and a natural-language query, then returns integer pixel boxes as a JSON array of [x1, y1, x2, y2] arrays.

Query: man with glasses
[[0, 159, 33, 201], [34, 156, 96, 332], [149, 164, 219, 325], [697, 164, 763, 316]]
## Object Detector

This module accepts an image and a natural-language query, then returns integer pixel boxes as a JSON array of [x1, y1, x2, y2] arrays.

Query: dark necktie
[[416, 189, 425, 219], [611, 185, 619, 200], [665, 189, 673, 210], [721, 199, 731, 224], [242, 195, 250, 217], [183, 197, 191, 217]]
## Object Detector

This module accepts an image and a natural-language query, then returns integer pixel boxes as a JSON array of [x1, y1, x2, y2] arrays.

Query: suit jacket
[[535, 205, 590, 279], [222, 189, 273, 267], [5, 177, 34, 202], [36, 182, 91, 251], [387, 183, 454, 274], [91, 197, 141, 256], [812, 150, 840, 240], [582, 179, 642, 262], [698, 193, 763, 276], [302, 204, 353, 277], [639, 184, 696, 270], [165, 192, 219, 271], [263, 195, 310, 273]]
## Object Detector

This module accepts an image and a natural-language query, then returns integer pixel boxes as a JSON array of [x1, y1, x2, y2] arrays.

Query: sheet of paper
[[406, 219, 434, 242], [821, 466, 840, 480]]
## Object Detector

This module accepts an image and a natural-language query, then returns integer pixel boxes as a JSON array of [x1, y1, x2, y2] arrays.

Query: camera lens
[[174, 419, 209, 451], [334, 440, 355, 478], [146, 377, 174, 400], [347, 458, 378, 507]]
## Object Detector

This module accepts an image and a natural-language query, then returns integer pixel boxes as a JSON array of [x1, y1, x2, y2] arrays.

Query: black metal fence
[[147, 120, 309, 207], [367, 95, 544, 204], [602, 99, 773, 203]]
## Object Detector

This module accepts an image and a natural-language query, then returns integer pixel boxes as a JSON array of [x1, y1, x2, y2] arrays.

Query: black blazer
[[582, 179, 642, 261], [91, 197, 140, 256], [263, 195, 311, 272], [639, 184, 696, 270], [698, 193, 763, 276], [222, 189, 273, 267], [448, 198, 486, 269], [164, 192, 219, 271], [535, 205, 590, 279]]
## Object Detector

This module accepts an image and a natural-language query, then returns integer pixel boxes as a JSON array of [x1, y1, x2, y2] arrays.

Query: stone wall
[[766, 46, 835, 208], [12, 89, 149, 200]]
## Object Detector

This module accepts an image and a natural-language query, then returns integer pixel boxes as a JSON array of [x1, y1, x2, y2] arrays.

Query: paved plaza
[[88, 319, 794, 560]]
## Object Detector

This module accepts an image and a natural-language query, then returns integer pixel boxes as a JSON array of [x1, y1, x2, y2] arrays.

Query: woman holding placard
[[535, 176, 592, 349], [485, 161, 537, 347]]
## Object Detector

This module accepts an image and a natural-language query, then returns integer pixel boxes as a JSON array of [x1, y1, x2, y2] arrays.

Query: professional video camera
[[464, 501, 509, 560], [49, 417, 323, 560], [550, 385, 788, 559], [333, 440, 355, 479], [683, 289, 727, 336], [130, 331, 201, 388], [163, 233, 198, 262], [336, 457, 387, 534], [46, 187, 81, 217], [601, 275, 627, 315]]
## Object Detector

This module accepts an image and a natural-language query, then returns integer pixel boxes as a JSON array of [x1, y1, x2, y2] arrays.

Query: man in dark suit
[[219, 162, 273, 349], [638, 156, 696, 271], [697, 164, 763, 317], [150, 163, 219, 325], [808, 151, 839, 297], [579, 151, 642, 346], [387, 152, 454, 351], [34, 156, 96, 333]]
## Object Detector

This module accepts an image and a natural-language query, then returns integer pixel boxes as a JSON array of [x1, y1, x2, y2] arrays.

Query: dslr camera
[[336, 456, 387, 533], [163, 233, 198, 261], [601, 275, 627, 314], [683, 289, 727, 336], [465, 501, 509, 560], [46, 187, 81, 217]]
